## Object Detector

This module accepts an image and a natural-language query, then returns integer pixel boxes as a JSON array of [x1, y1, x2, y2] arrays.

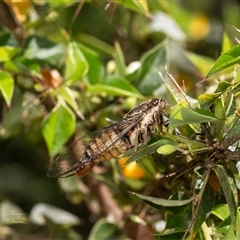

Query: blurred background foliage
[[0, 0, 240, 240]]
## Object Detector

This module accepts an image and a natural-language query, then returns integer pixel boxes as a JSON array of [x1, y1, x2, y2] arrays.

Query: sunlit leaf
[[198, 92, 222, 105], [169, 105, 218, 131], [57, 86, 84, 119], [0, 71, 14, 106], [24, 36, 65, 65], [114, 42, 126, 77], [118, 0, 149, 16], [87, 76, 143, 99], [30, 203, 80, 226], [222, 32, 233, 53], [125, 139, 175, 165], [150, 12, 186, 41], [41, 101, 76, 157], [157, 144, 178, 155], [0, 46, 21, 62], [65, 42, 89, 84], [207, 45, 240, 77], [185, 52, 214, 76], [212, 204, 230, 220]]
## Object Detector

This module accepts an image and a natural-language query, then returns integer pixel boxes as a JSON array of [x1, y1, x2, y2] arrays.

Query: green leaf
[[224, 221, 237, 240], [118, 0, 149, 16], [65, 42, 89, 84], [215, 80, 232, 93], [24, 36, 65, 65], [207, 45, 240, 77], [1, 87, 22, 138], [222, 32, 233, 53], [185, 52, 214, 76], [88, 219, 122, 240], [169, 105, 218, 131], [157, 144, 178, 155], [212, 204, 230, 220], [87, 76, 143, 99], [0, 46, 20, 62], [192, 184, 215, 235], [78, 33, 115, 56], [114, 42, 126, 77], [0, 71, 14, 106], [57, 86, 84, 119], [41, 101, 76, 157], [214, 165, 238, 226], [198, 80, 231, 105], [154, 232, 185, 240], [198, 92, 222, 105], [129, 192, 193, 208], [30, 203, 80, 226], [137, 41, 167, 95], [79, 44, 104, 84], [125, 139, 175, 165]]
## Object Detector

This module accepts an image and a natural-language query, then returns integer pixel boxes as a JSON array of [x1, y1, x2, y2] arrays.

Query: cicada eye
[[151, 98, 159, 106]]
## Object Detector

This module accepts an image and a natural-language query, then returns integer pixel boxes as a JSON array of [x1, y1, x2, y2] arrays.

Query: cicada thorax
[[123, 98, 170, 149]]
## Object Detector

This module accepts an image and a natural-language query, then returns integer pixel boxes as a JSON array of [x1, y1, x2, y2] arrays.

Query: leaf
[[1, 87, 22, 138], [214, 165, 238, 226], [88, 219, 121, 240], [207, 45, 240, 77], [78, 33, 115, 55], [41, 101, 76, 157], [125, 139, 175, 165], [57, 86, 84, 119], [185, 52, 214, 76], [65, 42, 89, 84], [0, 71, 14, 106], [222, 32, 233, 53], [157, 144, 178, 155], [114, 42, 126, 77], [129, 192, 193, 208], [198, 80, 232, 105], [0, 46, 21, 62], [136, 41, 167, 95], [192, 184, 215, 236], [118, 0, 149, 16], [198, 92, 222, 105], [24, 36, 65, 65], [211, 204, 230, 220], [79, 44, 104, 84], [149, 12, 186, 41], [30, 203, 80, 226], [87, 76, 143, 99], [169, 105, 218, 131]]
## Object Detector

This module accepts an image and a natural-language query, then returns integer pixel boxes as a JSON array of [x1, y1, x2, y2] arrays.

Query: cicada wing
[[47, 138, 87, 178], [47, 113, 144, 178]]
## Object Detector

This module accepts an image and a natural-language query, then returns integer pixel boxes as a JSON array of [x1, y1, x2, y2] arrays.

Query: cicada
[[47, 98, 169, 178]]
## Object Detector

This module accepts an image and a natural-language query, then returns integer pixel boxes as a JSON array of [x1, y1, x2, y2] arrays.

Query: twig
[[164, 66, 193, 109]]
